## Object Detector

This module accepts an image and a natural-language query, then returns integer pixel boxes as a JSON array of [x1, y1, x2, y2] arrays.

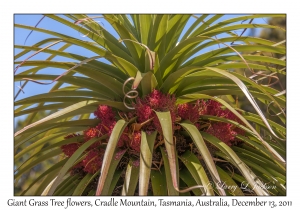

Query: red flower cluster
[[61, 133, 81, 157], [84, 127, 100, 141], [61, 106, 120, 174], [130, 131, 142, 152], [94, 105, 115, 123], [204, 100, 245, 146], [206, 123, 237, 146], [83, 149, 105, 174], [178, 101, 203, 124], [117, 126, 130, 148], [177, 99, 245, 146], [135, 89, 177, 134], [61, 90, 247, 175], [61, 105, 145, 174]]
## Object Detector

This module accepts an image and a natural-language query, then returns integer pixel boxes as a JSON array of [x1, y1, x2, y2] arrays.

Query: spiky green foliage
[[14, 14, 286, 196]]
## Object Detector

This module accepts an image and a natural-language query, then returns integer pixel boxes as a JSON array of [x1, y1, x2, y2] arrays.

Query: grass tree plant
[[14, 14, 286, 196]]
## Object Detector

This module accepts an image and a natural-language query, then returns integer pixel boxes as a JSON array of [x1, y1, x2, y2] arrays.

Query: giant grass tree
[[14, 14, 286, 196]]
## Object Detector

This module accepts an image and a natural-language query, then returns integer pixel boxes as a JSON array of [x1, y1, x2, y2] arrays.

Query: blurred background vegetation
[[238, 17, 286, 126], [14, 110, 57, 195]]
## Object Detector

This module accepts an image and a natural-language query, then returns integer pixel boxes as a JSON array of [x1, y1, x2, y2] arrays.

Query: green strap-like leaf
[[166, 15, 190, 51], [189, 14, 224, 37], [122, 160, 140, 195], [240, 112, 286, 138], [164, 15, 184, 52], [200, 132, 269, 196], [151, 167, 167, 196], [56, 175, 81, 196], [41, 176, 58, 196], [180, 151, 214, 195], [180, 15, 209, 40], [72, 173, 95, 196], [238, 135, 286, 163], [15, 44, 128, 81], [179, 168, 203, 196], [201, 24, 285, 38], [216, 166, 244, 196], [180, 121, 226, 195], [139, 131, 157, 195], [14, 100, 99, 137], [232, 146, 285, 177], [155, 111, 179, 192], [150, 15, 168, 60], [15, 132, 82, 160], [45, 15, 133, 62], [15, 103, 72, 117], [98, 150, 126, 195], [96, 120, 128, 195], [183, 36, 284, 63], [140, 71, 158, 97], [159, 147, 179, 195], [103, 15, 143, 69], [139, 15, 152, 46], [216, 151, 286, 195], [15, 60, 125, 97], [108, 170, 123, 195], [202, 14, 284, 33]]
